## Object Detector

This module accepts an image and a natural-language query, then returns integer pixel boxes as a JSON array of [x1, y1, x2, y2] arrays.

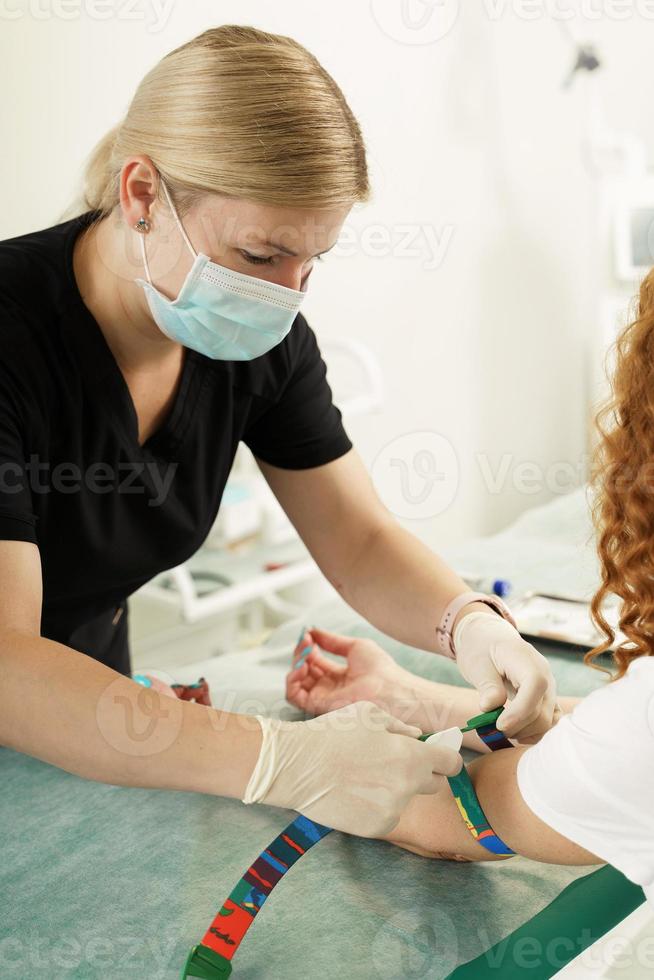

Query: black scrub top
[[0, 209, 353, 669]]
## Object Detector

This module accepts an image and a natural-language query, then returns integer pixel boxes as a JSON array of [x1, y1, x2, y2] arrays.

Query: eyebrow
[[256, 239, 336, 258]]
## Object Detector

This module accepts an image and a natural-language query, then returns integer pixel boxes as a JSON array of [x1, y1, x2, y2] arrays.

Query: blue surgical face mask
[[133, 177, 306, 360]]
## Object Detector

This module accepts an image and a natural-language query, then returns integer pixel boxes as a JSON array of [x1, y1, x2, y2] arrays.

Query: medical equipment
[[611, 175, 654, 282], [133, 671, 213, 705], [181, 706, 513, 979], [291, 626, 312, 671], [460, 573, 513, 599], [510, 591, 623, 653]]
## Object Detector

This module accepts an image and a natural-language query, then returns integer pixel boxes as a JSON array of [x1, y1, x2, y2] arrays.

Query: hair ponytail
[[81, 121, 123, 213]]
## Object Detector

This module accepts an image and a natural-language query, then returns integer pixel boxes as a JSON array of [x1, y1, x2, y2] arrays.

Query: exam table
[[2, 489, 651, 979]]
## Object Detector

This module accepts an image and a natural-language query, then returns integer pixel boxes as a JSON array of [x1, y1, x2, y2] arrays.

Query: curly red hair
[[586, 269, 654, 679]]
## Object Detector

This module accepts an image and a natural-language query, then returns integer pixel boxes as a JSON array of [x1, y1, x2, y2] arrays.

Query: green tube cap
[[460, 707, 504, 733], [182, 944, 233, 979], [419, 706, 505, 742]]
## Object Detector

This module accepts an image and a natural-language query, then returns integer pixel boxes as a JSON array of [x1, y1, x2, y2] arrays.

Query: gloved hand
[[241, 700, 462, 838], [453, 610, 560, 743]]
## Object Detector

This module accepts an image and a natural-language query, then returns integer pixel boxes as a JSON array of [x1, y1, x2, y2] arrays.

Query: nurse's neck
[[72, 211, 184, 376]]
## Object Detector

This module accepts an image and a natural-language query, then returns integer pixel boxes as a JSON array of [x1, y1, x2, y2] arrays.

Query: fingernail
[[292, 645, 313, 671], [296, 624, 308, 647]]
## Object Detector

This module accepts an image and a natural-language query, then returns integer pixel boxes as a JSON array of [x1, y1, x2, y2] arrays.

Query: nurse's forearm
[[338, 518, 484, 655], [0, 629, 262, 799]]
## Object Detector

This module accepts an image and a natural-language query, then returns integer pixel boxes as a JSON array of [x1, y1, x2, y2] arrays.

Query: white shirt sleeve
[[516, 657, 654, 903]]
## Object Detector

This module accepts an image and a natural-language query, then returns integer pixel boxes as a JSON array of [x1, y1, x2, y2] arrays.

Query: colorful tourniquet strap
[[182, 814, 332, 978], [445, 766, 514, 856], [182, 707, 512, 977], [474, 720, 513, 751], [420, 707, 515, 857]]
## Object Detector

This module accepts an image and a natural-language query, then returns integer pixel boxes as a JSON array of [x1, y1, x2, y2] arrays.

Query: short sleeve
[[242, 314, 353, 469], [0, 376, 38, 544], [516, 659, 654, 894]]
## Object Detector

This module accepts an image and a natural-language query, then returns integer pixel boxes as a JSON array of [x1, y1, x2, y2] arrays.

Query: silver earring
[[134, 216, 150, 233]]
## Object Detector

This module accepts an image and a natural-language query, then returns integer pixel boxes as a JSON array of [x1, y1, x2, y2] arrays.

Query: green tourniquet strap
[[444, 864, 647, 980]]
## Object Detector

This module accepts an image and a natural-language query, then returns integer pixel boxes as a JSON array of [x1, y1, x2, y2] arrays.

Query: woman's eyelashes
[[239, 250, 326, 267], [241, 251, 274, 265]]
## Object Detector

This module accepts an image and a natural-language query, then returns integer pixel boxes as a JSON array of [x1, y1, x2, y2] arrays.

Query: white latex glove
[[241, 700, 462, 838], [453, 610, 560, 743]]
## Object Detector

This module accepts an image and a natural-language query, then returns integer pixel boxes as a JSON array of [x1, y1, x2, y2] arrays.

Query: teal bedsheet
[[1, 599, 612, 980]]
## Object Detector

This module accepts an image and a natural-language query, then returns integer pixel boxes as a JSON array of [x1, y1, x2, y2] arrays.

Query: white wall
[[2, 1, 652, 550]]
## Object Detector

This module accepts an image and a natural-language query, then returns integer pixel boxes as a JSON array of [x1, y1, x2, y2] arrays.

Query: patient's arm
[[287, 628, 582, 752], [378, 744, 603, 867]]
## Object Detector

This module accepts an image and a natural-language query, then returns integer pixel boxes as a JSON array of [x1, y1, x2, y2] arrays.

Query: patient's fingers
[[286, 652, 333, 709], [291, 659, 318, 687], [307, 661, 326, 680], [291, 630, 316, 669], [307, 627, 355, 658]]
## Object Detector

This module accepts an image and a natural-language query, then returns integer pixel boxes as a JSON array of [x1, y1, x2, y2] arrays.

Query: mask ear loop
[[159, 176, 198, 258], [135, 223, 153, 286], [134, 175, 198, 287]]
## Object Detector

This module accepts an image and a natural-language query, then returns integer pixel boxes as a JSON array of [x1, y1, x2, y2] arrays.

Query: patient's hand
[[286, 628, 582, 749], [286, 627, 405, 716]]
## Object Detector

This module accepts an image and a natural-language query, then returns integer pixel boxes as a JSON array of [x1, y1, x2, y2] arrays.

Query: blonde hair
[[63, 24, 370, 223]]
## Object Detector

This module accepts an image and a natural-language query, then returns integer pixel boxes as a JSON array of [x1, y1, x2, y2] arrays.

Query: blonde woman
[[1, 25, 556, 838], [286, 278, 654, 898]]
